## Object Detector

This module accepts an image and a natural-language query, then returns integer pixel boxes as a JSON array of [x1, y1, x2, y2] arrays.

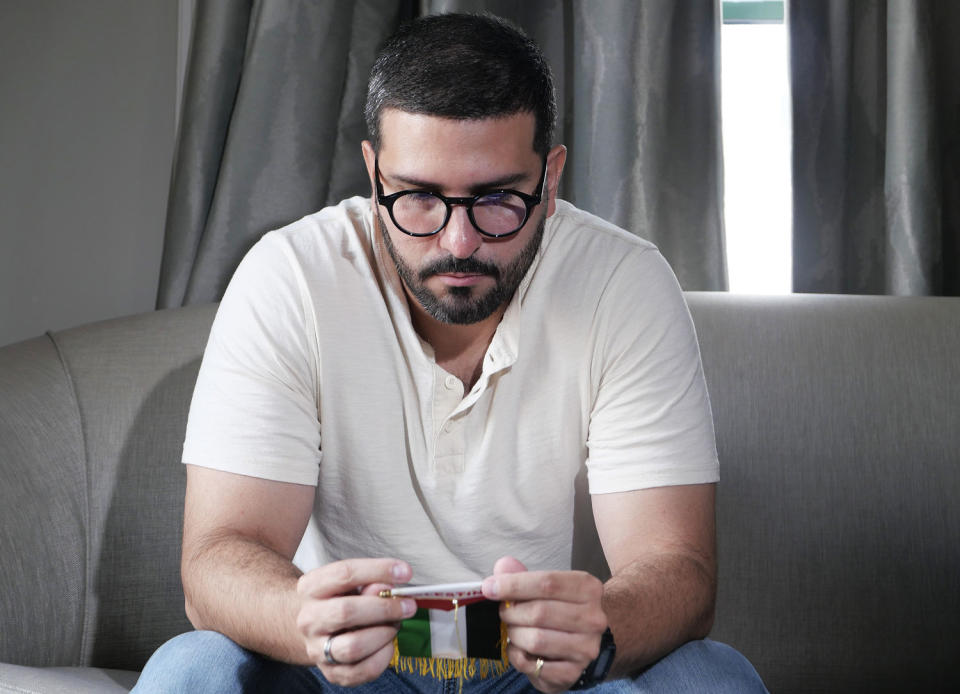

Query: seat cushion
[[0, 664, 139, 693]]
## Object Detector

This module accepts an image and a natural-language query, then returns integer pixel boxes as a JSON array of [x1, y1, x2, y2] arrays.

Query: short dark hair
[[365, 13, 557, 156]]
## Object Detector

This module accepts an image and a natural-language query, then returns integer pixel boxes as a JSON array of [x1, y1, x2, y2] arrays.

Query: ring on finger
[[323, 634, 341, 665], [534, 656, 545, 679]]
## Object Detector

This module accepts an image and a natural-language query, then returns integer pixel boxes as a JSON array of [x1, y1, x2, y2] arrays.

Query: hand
[[296, 558, 418, 686], [482, 556, 608, 693]]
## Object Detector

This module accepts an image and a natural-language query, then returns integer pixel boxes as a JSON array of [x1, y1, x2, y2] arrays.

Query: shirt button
[[444, 375, 459, 390]]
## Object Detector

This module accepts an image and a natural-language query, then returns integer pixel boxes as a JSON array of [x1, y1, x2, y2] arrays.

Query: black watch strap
[[569, 627, 616, 690]]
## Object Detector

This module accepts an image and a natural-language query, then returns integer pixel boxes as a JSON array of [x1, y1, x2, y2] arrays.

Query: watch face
[[572, 628, 616, 689], [592, 628, 616, 680], [592, 641, 616, 679]]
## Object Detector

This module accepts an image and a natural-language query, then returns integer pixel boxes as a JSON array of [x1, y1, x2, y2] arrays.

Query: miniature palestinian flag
[[381, 582, 509, 679]]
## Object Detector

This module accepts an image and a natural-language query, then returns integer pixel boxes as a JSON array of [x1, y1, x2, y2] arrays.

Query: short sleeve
[[182, 232, 322, 486], [585, 247, 719, 494]]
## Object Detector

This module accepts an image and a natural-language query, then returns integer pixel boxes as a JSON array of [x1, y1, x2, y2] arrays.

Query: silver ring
[[323, 635, 341, 665], [534, 656, 545, 679]]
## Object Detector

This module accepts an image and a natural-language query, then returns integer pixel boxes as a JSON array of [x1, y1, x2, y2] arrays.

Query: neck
[[408, 293, 506, 389]]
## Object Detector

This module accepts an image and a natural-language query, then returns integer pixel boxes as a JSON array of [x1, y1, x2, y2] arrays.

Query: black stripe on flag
[[465, 600, 501, 660]]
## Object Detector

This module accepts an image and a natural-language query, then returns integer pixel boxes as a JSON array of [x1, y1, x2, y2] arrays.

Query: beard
[[377, 211, 545, 325]]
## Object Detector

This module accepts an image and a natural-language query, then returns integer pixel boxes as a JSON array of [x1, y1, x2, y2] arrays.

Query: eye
[[475, 192, 512, 206], [472, 192, 528, 232], [401, 191, 441, 209]]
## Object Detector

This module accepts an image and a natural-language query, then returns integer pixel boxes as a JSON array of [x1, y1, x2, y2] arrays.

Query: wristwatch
[[569, 628, 616, 690]]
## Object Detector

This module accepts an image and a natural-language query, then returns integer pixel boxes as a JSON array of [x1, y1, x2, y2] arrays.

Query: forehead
[[377, 109, 539, 179]]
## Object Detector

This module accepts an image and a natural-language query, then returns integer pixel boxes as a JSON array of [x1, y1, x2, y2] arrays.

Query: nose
[[438, 205, 483, 259]]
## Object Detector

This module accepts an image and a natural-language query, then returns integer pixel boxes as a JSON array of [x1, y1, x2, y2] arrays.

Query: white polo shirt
[[182, 197, 718, 583]]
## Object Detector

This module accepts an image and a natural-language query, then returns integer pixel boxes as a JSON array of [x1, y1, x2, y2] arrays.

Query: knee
[[673, 640, 768, 693], [133, 631, 250, 693], [634, 639, 768, 694]]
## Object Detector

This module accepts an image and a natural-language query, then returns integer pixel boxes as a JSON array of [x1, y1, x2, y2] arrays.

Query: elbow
[[181, 553, 207, 630], [691, 578, 717, 640], [693, 601, 715, 640], [182, 581, 202, 630], [693, 552, 717, 640], [183, 592, 204, 631], [184, 598, 200, 630]]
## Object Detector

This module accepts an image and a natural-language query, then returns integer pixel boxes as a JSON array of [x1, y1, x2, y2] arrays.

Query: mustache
[[419, 256, 500, 282]]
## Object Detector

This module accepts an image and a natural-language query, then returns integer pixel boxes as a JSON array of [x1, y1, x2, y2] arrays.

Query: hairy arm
[[593, 483, 717, 677], [181, 464, 415, 685], [181, 464, 316, 664]]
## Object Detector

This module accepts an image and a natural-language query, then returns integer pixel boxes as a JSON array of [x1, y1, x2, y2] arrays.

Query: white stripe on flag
[[429, 608, 468, 659]]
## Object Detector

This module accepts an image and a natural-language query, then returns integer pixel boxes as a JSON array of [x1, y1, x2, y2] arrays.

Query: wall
[[0, 0, 178, 347]]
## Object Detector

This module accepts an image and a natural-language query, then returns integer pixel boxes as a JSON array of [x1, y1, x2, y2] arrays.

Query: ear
[[361, 140, 377, 190], [545, 144, 567, 217], [361, 140, 379, 219]]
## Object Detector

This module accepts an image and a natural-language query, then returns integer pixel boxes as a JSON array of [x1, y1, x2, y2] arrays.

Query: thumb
[[482, 556, 527, 600], [493, 556, 528, 575]]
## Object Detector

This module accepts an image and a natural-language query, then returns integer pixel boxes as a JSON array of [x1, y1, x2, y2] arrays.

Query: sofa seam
[[46, 330, 93, 667], [0, 683, 46, 694]]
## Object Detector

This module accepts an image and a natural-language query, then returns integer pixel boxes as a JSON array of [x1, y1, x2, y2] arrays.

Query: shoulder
[[536, 200, 676, 303], [547, 200, 656, 252], [258, 196, 373, 259], [214, 196, 373, 321], [541, 200, 664, 282], [230, 197, 375, 289]]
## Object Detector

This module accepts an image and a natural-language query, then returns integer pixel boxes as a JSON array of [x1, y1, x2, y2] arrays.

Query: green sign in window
[[722, 0, 784, 24]]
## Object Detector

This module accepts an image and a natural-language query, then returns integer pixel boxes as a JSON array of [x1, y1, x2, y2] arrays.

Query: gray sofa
[[1, 293, 958, 693]]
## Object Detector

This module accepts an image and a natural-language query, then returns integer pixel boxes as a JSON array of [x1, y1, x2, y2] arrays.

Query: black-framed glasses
[[375, 157, 547, 238]]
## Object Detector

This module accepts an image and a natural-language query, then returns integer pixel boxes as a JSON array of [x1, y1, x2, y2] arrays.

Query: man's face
[[363, 110, 564, 326], [376, 206, 545, 325]]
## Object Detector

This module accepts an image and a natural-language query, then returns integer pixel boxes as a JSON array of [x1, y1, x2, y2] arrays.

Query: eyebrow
[[384, 169, 531, 195]]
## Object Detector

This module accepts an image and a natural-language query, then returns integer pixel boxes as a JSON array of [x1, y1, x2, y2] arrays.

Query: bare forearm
[[182, 532, 312, 665], [602, 552, 716, 678]]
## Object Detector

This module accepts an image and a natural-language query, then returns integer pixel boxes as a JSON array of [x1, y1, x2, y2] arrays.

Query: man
[[135, 13, 766, 693]]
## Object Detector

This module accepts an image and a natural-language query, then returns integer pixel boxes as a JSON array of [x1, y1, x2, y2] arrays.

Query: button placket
[[432, 364, 466, 472]]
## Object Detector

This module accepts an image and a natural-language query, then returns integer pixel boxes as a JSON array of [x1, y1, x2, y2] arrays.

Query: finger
[[310, 625, 398, 666], [359, 582, 394, 597], [506, 624, 600, 664], [318, 638, 397, 688], [509, 646, 582, 694], [358, 582, 405, 626], [298, 559, 412, 599], [298, 595, 417, 637], [501, 598, 607, 634], [485, 570, 603, 604]]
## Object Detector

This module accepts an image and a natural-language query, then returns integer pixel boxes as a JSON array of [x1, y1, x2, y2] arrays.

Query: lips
[[419, 258, 500, 283], [434, 272, 490, 286]]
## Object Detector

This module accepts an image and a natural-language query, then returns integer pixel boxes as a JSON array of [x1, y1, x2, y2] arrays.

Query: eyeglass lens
[[392, 192, 528, 236]]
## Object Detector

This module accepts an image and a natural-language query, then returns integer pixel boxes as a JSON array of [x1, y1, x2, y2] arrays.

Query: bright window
[[721, 0, 792, 293]]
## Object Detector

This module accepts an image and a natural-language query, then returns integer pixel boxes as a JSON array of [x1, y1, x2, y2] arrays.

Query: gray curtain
[[790, 0, 960, 295], [158, 0, 726, 308]]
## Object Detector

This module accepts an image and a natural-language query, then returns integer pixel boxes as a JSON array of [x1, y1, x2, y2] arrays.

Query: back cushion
[[51, 304, 216, 669], [688, 293, 960, 692], [0, 335, 87, 666]]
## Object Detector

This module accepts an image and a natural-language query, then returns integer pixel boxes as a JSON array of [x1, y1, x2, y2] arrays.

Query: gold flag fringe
[[388, 613, 511, 681], [389, 654, 510, 679]]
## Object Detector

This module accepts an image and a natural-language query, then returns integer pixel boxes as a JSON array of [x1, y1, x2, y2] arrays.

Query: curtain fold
[[790, 0, 960, 295], [565, 0, 726, 292], [158, 0, 406, 307], [159, 0, 726, 308]]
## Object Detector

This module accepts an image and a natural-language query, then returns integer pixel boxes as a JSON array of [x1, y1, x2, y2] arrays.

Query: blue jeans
[[132, 631, 767, 693]]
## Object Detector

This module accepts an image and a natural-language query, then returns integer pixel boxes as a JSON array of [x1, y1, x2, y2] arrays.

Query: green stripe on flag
[[397, 608, 431, 657]]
